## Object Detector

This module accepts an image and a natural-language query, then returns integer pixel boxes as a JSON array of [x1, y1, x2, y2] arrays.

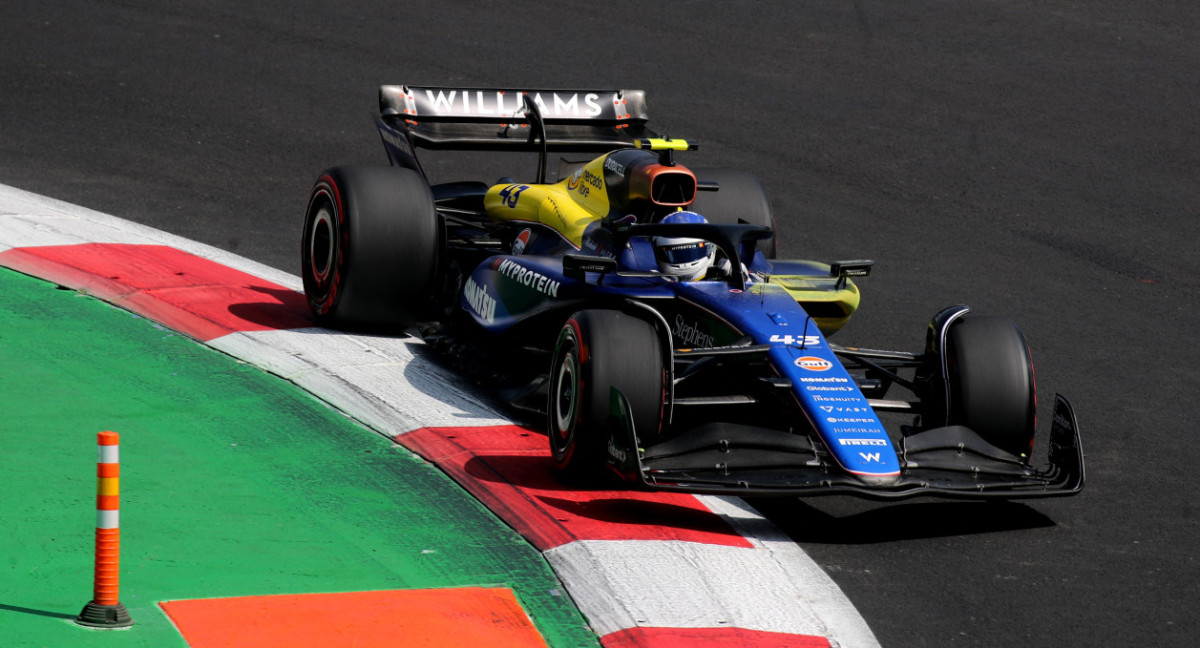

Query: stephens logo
[[673, 314, 715, 348], [795, 356, 833, 371]]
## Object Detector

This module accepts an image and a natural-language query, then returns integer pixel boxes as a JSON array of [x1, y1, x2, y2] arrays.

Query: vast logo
[[795, 356, 833, 371]]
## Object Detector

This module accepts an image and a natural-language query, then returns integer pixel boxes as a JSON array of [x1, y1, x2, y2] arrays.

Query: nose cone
[[853, 472, 901, 487]]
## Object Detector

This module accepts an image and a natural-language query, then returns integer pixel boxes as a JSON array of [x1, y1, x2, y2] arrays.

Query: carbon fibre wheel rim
[[308, 202, 335, 286], [553, 351, 578, 441]]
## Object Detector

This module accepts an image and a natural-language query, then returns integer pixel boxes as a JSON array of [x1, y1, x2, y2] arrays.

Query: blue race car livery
[[300, 86, 1084, 499]]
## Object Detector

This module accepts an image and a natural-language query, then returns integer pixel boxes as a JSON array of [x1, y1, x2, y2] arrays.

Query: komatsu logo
[[497, 259, 560, 297], [463, 278, 496, 324], [423, 89, 606, 117]]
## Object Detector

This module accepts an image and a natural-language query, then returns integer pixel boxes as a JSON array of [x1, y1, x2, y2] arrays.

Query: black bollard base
[[75, 600, 134, 628]]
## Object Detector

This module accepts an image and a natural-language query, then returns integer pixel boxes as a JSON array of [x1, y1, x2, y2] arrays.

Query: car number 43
[[770, 334, 821, 346], [498, 184, 529, 209]]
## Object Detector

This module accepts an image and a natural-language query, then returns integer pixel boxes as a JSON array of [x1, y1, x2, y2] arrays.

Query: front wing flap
[[606, 390, 1085, 501]]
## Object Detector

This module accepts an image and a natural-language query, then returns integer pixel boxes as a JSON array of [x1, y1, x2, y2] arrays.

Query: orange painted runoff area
[[159, 587, 551, 648]]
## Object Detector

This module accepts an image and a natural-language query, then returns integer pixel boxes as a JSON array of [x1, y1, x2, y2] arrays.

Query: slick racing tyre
[[301, 165, 438, 329], [548, 310, 665, 478], [688, 167, 777, 258], [945, 315, 1037, 459]]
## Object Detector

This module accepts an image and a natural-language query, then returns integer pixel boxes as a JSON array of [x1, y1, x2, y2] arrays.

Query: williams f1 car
[[300, 86, 1085, 500]]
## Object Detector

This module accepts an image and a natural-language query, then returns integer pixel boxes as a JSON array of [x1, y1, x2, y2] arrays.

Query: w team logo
[[795, 356, 833, 372]]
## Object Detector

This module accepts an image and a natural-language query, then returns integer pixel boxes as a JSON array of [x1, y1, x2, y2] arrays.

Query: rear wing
[[377, 85, 660, 154]]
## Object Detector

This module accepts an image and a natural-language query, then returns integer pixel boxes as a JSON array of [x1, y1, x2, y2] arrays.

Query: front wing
[[605, 391, 1085, 501]]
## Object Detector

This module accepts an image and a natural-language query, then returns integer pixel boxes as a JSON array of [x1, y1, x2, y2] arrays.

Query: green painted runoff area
[[0, 267, 599, 647]]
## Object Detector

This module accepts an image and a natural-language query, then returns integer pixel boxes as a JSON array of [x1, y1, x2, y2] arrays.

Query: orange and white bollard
[[76, 431, 133, 628]]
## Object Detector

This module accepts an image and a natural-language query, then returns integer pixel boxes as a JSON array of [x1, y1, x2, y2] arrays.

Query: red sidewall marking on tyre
[[399, 425, 753, 551]]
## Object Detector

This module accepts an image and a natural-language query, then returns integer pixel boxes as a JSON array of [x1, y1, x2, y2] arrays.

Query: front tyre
[[301, 165, 438, 330], [548, 310, 665, 477], [945, 316, 1037, 459]]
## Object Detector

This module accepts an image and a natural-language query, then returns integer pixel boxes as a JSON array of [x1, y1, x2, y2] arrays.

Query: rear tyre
[[688, 167, 777, 258], [548, 310, 665, 477], [945, 316, 1037, 458], [301, 165, 438, 329]]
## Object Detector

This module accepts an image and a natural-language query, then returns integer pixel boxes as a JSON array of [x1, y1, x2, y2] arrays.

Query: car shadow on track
[[747, 497, 1056, 544], [224, 285, 314, 331], [459, 453, 753, 543]]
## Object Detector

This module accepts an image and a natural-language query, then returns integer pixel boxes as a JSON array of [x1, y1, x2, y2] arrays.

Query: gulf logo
[[795, 356, 833, 371]]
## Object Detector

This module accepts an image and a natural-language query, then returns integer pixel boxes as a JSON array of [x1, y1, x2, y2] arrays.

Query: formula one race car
[[300, 86, 1085, 499]]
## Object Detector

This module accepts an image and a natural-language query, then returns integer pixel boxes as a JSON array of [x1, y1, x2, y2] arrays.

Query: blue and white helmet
[[653, 211, 716, 281]]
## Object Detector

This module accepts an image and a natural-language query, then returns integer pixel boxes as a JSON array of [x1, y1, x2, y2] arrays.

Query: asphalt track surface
[[2, 2, 1197, 646]]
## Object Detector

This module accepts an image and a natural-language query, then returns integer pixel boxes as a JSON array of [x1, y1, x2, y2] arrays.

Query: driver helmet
[[653, 211, 715, 281]]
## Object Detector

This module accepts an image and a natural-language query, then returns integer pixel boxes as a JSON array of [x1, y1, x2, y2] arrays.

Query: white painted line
[[211, 329, 511, 434]]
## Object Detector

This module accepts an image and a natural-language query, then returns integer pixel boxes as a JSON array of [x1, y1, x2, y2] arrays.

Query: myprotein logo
[[795, 356, 833, 371], [497, 259, 560, 297]]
